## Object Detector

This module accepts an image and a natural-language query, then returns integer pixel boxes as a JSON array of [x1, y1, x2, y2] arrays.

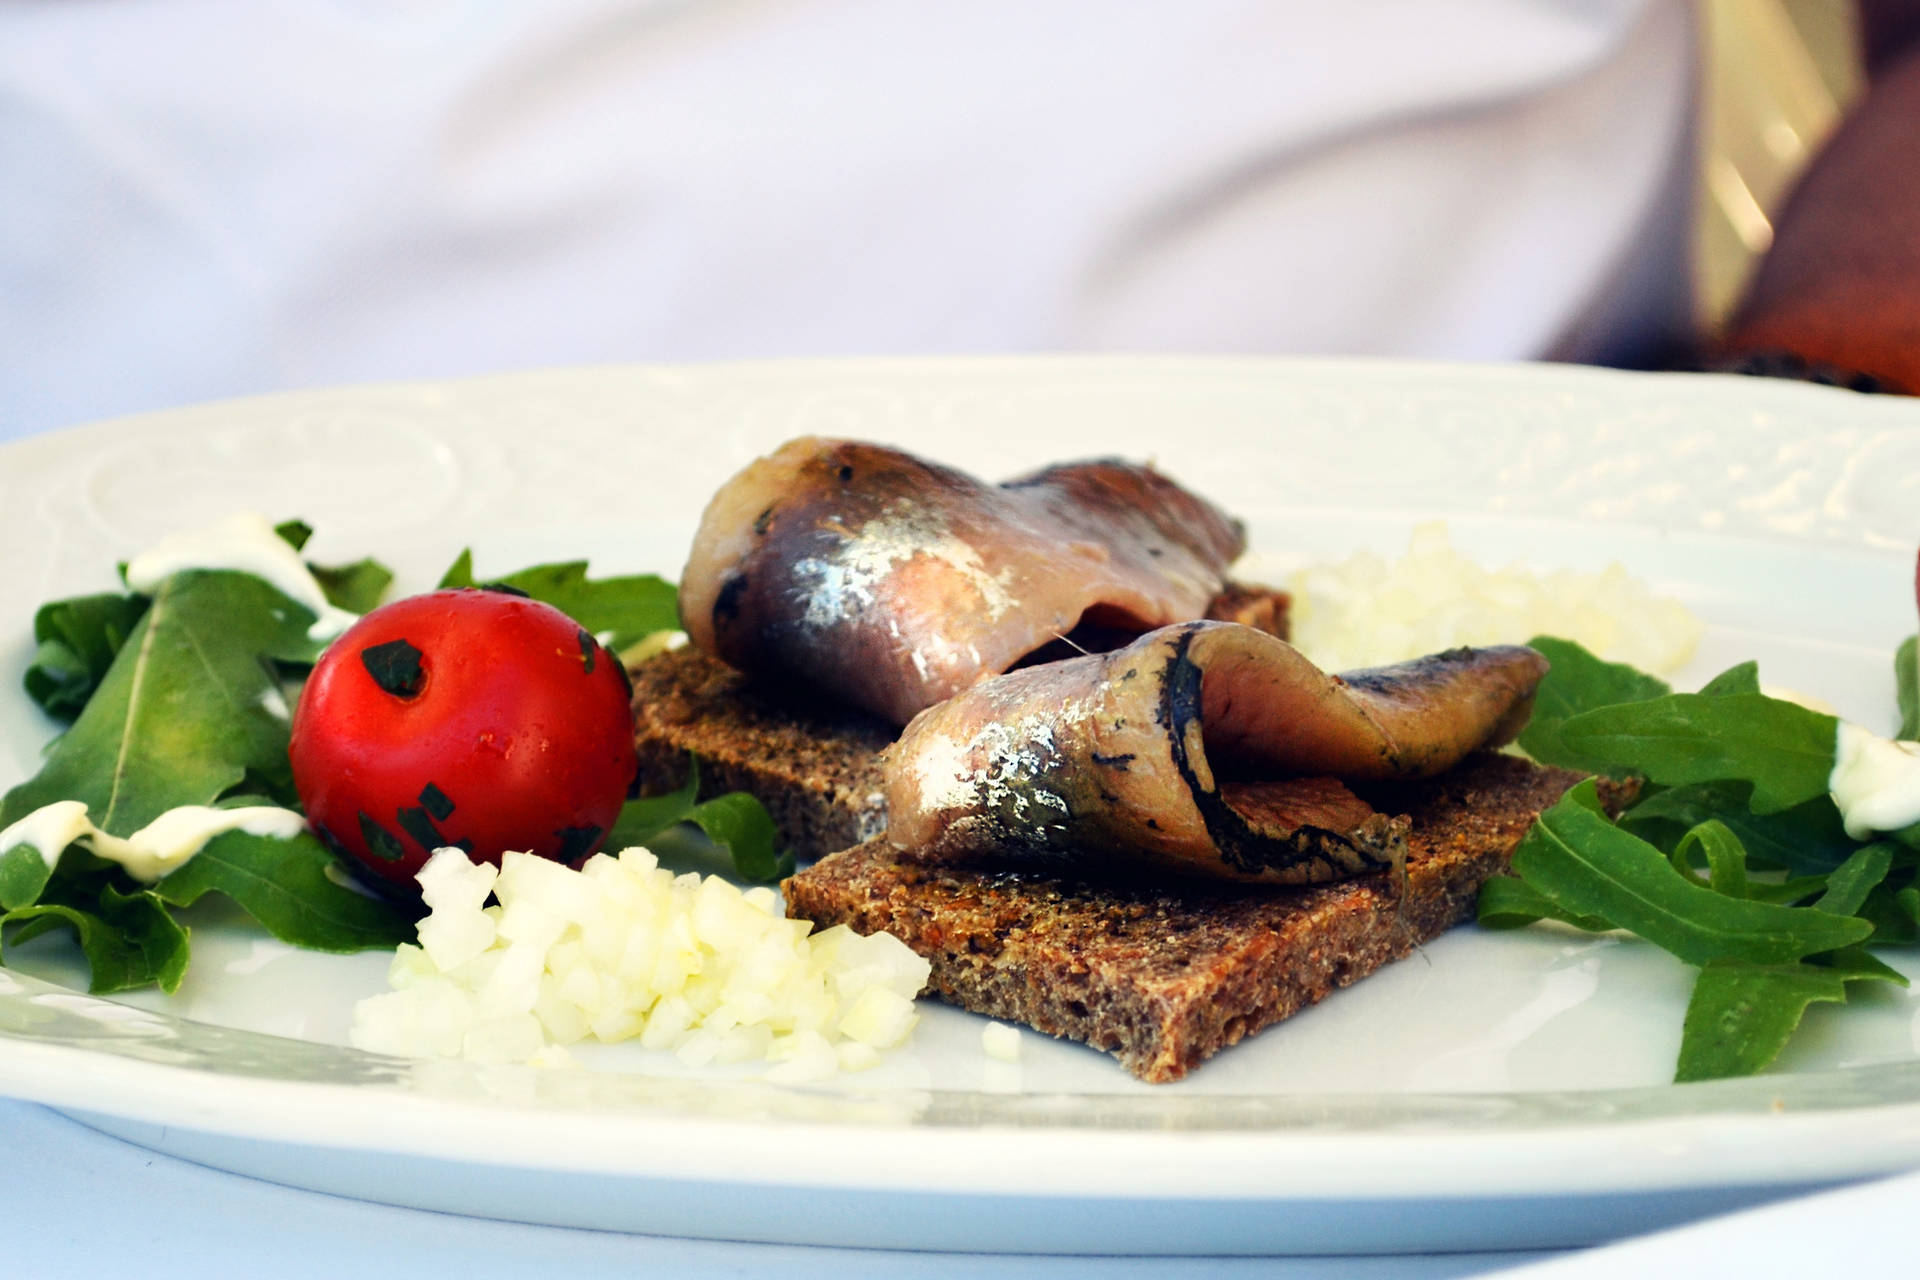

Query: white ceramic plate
[[3, 357, 1920, 1255]]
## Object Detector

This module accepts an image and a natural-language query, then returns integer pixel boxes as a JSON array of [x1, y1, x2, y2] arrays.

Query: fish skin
[[679, 438, 1244, 725], [884, 621, 1548, 885]]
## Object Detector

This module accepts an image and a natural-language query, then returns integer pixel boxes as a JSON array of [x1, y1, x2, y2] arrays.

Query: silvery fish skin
[[884, 621, 1548, 885], [680, 437, 1245, 725]]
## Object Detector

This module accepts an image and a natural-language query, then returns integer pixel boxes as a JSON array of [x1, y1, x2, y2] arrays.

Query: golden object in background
[[1697, 0, 1861, 331]]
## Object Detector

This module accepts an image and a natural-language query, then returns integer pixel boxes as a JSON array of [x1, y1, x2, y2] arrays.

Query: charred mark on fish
[[1159, 628, 1403, 880]]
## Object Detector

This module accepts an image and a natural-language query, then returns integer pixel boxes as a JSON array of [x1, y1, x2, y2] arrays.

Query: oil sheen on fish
[[885, 621, 1549, 885], [680, 437, 1245, 724]]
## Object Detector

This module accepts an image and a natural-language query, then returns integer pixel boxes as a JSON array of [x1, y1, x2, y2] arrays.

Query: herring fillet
[[678, 437, 1245, 725], [885, 622, 1548, 885]]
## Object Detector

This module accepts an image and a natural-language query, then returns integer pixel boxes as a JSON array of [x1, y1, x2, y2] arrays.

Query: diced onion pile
[[1286, 522, 1703, 676], [350, 847, 930, 1079]]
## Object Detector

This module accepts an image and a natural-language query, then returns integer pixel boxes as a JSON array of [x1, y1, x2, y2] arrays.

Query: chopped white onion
[[1285, 522, 1702, 677], [350, 846, 931, 1078], [982, 1021, 1023, 1063]]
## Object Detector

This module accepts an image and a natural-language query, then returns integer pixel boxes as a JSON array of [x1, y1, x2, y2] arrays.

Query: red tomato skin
[[289, 589, 639, 888]]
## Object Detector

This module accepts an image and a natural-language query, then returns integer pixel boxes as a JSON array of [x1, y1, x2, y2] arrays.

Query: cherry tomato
[[289, 588, 638, 889]]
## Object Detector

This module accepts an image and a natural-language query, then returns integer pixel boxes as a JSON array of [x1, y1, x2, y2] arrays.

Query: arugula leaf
[[1741, 875, 1838, 906], [23, 593, 150, 723], [0, 572, 323, 850], [1475, 874, 1612, 932], [270, 518, 390, 613], [1621, 781, 1856, 876], [1858, 882, 1920, 945], [1557, 693, 1838, 814], [604, 760, 794, 882], [604, 771, 703, 848], [1814, 842, 1896, 917], [1697, 661, 1761, 698], [1816, 944, 1911, 986], [678, 793, 790, 882], [154, 827, 414, 952], [438, 551, 678, 651], [309, 559, 393, 614], [273, 519, 315, 552], [1672, 819, 1748, 898], [1487, 634, 1916, 1083], [2, 881, 190, 994], [1899, 635, 1918, 740], [1517, 636, 1670, 774], [1675, 961, 1851, 1082], [436, 548, 473, 587], [1509, 785, 1871, 966], [0, 830, 64, 912]]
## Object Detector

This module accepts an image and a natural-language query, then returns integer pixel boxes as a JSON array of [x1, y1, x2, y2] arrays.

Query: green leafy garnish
[[1558, 693, 1837, 815], [1859, 882, 1920, 946], [310, 559, 394, 614], [605, 759, 793, 882], [1813, 842, 1897, 917], [3, 529, 789, 994], [153, 825, 414, 954], [1674, 962, 1852, 1082], [1621, 781, 1856, 876], [1696, 661, 1761, 698], [1, 567, 418, 989], [22, 593, 150, 723], [1481, 635, 1919, 1083], [2, 879, 190, 995], [438, 550, 679, 651], [1515, 636, 1669, 776], [1475, 873, 1611, 933], [1, 572, 322, 837], [1504, 785, 1869, 966], [273, 518, 317, 552], [1898, 635, 1918, 740], [277, 518, 394, 613]]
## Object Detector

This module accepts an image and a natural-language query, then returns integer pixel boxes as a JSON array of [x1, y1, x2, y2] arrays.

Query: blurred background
[[0, 0, 1909, 441], [1696, 0, 1859, 329]]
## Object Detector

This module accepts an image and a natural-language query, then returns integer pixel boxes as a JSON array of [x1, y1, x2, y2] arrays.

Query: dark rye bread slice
[[629, 645, 896, 859], [784, 754, 1630, 1083], [629, 583, 1293, 860]]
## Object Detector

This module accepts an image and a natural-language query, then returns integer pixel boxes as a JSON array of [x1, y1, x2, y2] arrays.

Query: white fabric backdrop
[[0, 0, 1694, 438]]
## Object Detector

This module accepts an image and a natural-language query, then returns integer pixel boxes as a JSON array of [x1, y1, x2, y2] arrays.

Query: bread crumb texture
[[786, 755, 1622, 1082]]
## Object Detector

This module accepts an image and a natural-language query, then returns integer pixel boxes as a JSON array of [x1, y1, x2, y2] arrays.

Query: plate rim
[[4, 355, 1920, 1246]]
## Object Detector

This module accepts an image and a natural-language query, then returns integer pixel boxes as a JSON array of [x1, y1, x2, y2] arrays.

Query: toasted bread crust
[[784, 755, 1628, 1082], [1203, 580, 1292, 635], [629, 645, 895, 858]]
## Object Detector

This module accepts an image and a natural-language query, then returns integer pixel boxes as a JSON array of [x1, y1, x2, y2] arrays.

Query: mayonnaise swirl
[[1829, 721, 1920, 841], [0, 800, 306, 882], [124, 511, 357, 641]]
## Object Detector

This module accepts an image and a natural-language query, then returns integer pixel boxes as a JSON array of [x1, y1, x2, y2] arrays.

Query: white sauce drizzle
[[1829, 721, 1920, 841], [0, 799, 306, 882], [124, 511, 358, 642]]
